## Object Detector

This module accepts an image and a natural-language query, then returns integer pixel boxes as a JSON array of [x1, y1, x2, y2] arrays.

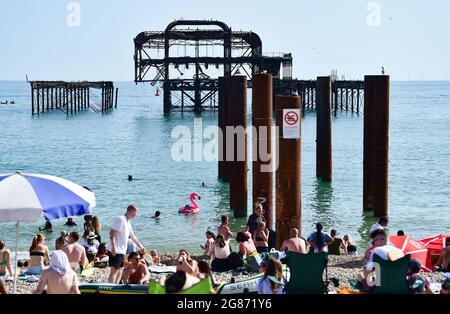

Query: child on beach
[[257, 258, 286, 294], [218, 215, 233, 241]]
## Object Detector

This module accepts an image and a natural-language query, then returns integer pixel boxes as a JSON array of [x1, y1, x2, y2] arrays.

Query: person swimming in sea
[[39, 221, 53, 233], [64, 217, 77, 227], [128, 175, 133, 181], [150, 211, 161, 220]]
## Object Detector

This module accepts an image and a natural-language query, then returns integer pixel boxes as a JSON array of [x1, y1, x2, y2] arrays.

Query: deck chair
[[148, 277, 213, 294], [372, 254, 411, 294], [285, 252, 328, 294], [349, 254, 411, 294]]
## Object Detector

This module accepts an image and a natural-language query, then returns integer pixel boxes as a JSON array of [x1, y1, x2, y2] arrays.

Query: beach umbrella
[[388, 235, 431, 272], [419, 234, 450, 270], [0, 172, 96, 294]]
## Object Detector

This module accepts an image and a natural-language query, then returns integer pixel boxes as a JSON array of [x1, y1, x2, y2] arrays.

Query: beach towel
[[149, 265, 177, 274]]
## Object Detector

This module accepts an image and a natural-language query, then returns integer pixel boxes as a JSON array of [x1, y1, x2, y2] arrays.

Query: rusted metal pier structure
[[278, 79, 365, 115], [134, 20, 364, 114], [29, 81, 117, 115], [134, 20, 292, 113]]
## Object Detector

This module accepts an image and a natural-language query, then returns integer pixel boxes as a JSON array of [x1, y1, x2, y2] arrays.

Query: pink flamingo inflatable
[[178, 192, 201, 214]]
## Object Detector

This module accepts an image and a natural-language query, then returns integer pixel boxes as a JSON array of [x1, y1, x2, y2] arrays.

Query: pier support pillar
[[226, 75, 248, 218], [218, 77, 227, 181], [363, 75, 390, 217], [316, 76, 332, 181], [252, 73, 273, 227], [275, 94, 302, 246]]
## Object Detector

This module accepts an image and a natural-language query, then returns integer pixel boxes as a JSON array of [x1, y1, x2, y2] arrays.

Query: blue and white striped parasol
[[0, 172, 96, 293]]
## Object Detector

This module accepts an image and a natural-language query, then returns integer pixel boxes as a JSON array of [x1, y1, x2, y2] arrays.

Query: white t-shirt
[[365, 244, 404, 270], [107, 215, 134, 255]]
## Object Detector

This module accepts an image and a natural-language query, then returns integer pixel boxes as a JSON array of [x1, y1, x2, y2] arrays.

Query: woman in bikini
[[0, 241, 13, 280], [29, 234, 50, 275]]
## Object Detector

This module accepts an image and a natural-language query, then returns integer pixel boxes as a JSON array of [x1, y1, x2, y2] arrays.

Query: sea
[[0, 80, 449, 256]]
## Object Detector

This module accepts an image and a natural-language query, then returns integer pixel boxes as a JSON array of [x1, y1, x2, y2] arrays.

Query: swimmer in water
[[128, 175, 133, 181], [150, 211, 161, 220], [202, 182, 207, 187]]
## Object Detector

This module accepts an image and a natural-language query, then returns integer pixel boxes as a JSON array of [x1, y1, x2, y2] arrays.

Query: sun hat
[[86, 231, 97, 240]]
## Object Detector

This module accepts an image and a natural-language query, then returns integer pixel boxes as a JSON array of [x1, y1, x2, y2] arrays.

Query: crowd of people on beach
[[1, 203, 449, 295]]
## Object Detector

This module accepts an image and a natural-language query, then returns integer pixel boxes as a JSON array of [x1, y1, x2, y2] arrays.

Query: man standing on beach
[[108, 204, 146, 283]]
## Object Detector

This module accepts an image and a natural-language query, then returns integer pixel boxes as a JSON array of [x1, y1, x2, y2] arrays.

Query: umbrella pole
[[13, 222, 19, 294]]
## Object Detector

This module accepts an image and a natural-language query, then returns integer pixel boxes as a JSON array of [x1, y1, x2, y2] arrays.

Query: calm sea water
[[0, 81, 449, 254]]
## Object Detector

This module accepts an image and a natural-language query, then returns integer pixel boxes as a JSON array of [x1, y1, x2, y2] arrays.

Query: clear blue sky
[[1, 0, 449, 81]]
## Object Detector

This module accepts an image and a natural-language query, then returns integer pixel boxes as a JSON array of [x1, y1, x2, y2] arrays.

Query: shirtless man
[[35, 250, 80, 294], [279, 228, 307, 254], [61, 232, 88, 272], [435, 238, 450, 271]]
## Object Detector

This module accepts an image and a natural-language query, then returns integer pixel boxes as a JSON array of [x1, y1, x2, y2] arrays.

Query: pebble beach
[[6, 254, 446, 294]]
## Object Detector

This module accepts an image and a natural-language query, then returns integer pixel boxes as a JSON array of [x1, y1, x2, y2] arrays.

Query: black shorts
[[108, 252, 125, 268]]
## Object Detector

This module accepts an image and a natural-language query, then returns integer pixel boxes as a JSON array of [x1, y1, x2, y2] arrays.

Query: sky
[[1, 0, 449, 81]]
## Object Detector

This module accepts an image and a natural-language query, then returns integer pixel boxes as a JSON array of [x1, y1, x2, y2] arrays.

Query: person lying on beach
[[198, 260, 216, 285], [0, 278, 9, 294], [258, 258, 286, 294], [237, 231, 258, 257], [218, 215, 233, 241], [0, 240, 13, 280], [121, 252, 150, 285], [357, 229, 404, 292], [200, 231, 216, 257], [175, 249, 199, 276], [35, 250, 80, 294], [61, 232, 88, 273], [435, 238, 450, 272], [279, 228, 307, 254], [29, 234, 51, 275], [150, 250, 160, 265], [165, 270, 200, 293], [55, 231, 69, 250], [307, 223, 333, 253]]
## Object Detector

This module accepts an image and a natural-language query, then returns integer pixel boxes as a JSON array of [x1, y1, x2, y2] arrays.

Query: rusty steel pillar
[[363, 75, 389, 217], [275, 94, 302, 247], [316, 76, 332, 181], [218, 76, 227, 180], [252, 73, 273, 227], [226, 76, 248, 218]]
